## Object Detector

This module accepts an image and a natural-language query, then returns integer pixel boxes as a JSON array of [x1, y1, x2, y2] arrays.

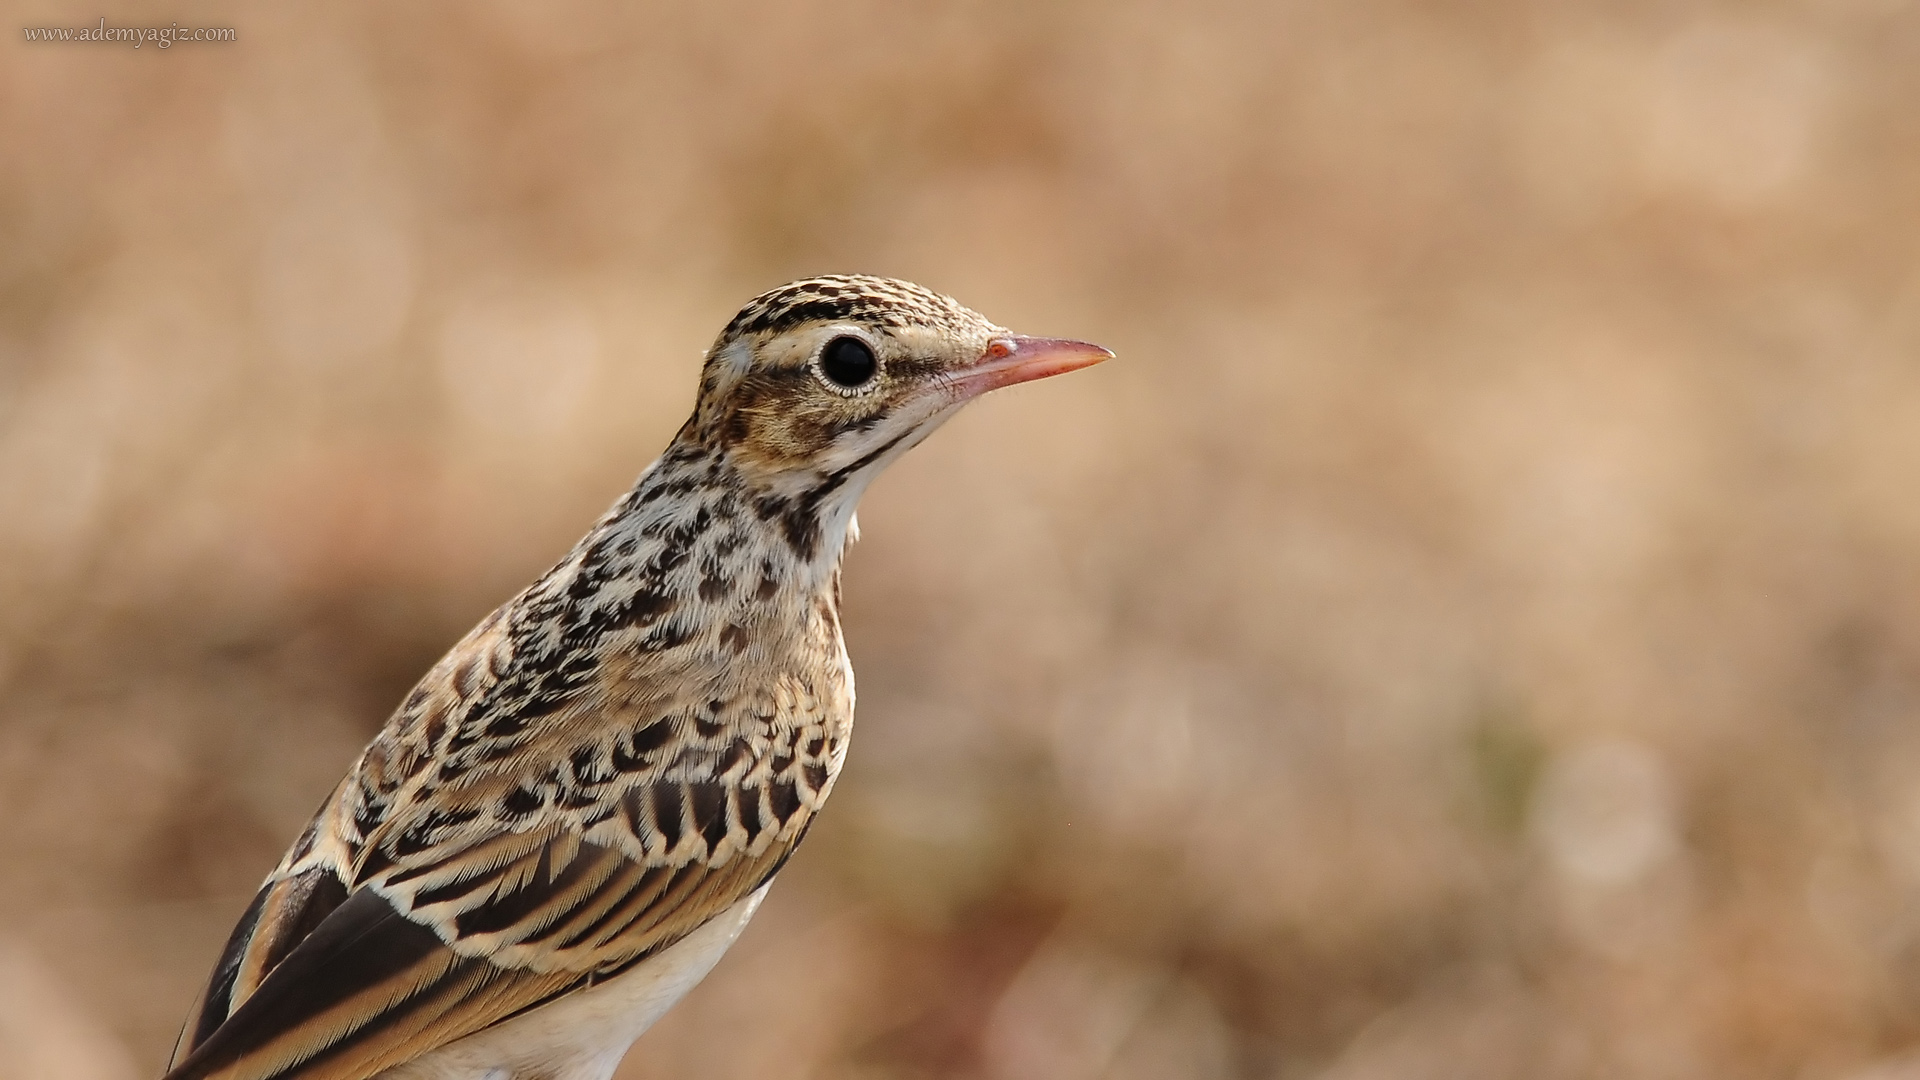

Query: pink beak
[[951, 335, 1114, 397]]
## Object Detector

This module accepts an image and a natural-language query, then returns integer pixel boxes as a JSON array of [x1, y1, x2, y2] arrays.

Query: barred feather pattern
[[165, 442, 855, 1080]]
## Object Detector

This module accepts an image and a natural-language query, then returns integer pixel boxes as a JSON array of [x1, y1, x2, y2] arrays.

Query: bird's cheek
[[726, 416, 819, 475]]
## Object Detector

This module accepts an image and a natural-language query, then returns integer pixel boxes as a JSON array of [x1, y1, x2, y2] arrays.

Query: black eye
[[818, 336, 877, 388]]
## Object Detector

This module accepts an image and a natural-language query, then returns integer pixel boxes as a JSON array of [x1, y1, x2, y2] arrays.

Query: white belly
[[378, 885, 769, 1080]]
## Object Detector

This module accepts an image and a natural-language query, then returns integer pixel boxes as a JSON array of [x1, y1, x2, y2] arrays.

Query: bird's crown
[[716, 274, 993, 345]]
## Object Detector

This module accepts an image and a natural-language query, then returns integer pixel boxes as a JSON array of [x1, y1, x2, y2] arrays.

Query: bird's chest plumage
[[330, 457, 859, 890], [546, 514, 859, 841]]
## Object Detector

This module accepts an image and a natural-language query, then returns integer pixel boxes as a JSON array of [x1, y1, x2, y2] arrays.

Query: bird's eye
[[817, 336, 878, 389]]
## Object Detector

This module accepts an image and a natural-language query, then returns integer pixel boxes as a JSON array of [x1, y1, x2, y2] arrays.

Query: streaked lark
[[162, 276, 1110, 1080]]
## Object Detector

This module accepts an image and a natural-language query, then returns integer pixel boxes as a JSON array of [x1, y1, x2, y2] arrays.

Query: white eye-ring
[[812, 334, 881, 395]]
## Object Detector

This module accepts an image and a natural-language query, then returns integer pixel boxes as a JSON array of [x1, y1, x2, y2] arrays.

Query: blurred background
[[3, 1, 1920, 1077]]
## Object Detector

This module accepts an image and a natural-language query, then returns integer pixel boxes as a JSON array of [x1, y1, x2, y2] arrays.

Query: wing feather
[[164, 804, 811, 1080], [168, 868, 352, 1071]]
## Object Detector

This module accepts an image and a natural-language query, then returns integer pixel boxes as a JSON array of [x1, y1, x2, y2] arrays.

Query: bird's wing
[[164, 597, 840, 1080], [163, 773, 820, 1080]]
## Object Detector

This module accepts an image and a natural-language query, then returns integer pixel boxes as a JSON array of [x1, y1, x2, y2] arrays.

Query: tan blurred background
[[3, 1, 1920, 1077]]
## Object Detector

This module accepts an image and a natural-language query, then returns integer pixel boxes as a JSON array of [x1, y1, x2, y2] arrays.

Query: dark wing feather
[[163, 886, 571, 1080], [162, 814, 808, 1080], [168, 868, 351, 1070]]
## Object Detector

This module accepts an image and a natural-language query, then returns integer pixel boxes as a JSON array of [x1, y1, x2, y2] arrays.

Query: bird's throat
[[578, 443, 858, 641]]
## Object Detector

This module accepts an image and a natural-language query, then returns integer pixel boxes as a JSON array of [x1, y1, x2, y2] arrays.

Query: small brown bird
[[162, 276, 1110, 1080]]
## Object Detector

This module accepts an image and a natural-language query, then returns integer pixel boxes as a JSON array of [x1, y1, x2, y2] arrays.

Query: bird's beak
[[949, 336, 1114, 398]]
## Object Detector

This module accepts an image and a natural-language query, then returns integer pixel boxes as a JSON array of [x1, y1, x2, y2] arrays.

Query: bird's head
[[683, 276, 1110, 539]]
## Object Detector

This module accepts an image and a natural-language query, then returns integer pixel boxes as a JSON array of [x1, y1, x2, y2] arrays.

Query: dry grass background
[[3, 1, 1920, 1077]]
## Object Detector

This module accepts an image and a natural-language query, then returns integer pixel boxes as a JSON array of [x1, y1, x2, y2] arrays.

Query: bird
[[160, 275, 1111, 1080]]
